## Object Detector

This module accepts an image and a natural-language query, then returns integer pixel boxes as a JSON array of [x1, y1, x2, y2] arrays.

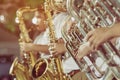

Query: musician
[[20, 6, 67, 58], [20, 4, 88, 80]]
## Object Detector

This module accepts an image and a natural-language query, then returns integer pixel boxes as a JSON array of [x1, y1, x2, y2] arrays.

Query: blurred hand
[[20, 42, 34, 52], [84, 27, 110, 50], [76, 42, 95, 60], [49, 38, 67, 57], [19, 42, 39, 59], [19, 42, 34, 55]]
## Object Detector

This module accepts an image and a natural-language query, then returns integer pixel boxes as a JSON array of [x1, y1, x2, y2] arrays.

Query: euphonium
[[61, 14, 113, 80], [79, 1, 120, 79], [80, 0, 120, 78], [9, 7, 37, 80], [61, 0, 120, 80]]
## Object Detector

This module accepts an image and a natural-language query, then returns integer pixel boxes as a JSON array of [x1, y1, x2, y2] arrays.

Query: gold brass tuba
[[61, 0, 120, 80], [9, 7, 37, 80]]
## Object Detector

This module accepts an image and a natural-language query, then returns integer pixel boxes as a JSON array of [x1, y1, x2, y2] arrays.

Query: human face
[[34, 11, 47, 32]]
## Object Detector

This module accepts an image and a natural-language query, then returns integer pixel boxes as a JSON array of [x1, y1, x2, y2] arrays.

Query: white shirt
[[34, 12, 79, 73]]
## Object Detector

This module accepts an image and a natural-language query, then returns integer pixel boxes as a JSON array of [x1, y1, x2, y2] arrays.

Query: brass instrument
[[32, 58, 54, 80], [61, 14, 111, 80], [80, 1, 120, 79], [9, 57, 33, 80], [17, 7, 38, 67], [32, 0, 71, 80], [49, 0, 66, 12], [44, 1, 66, 79], [61, 0, 120, 80], [9, 7, 37, 80]]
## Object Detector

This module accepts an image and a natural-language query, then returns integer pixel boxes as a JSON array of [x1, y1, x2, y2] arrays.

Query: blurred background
[[0, 0, 44, 79]]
